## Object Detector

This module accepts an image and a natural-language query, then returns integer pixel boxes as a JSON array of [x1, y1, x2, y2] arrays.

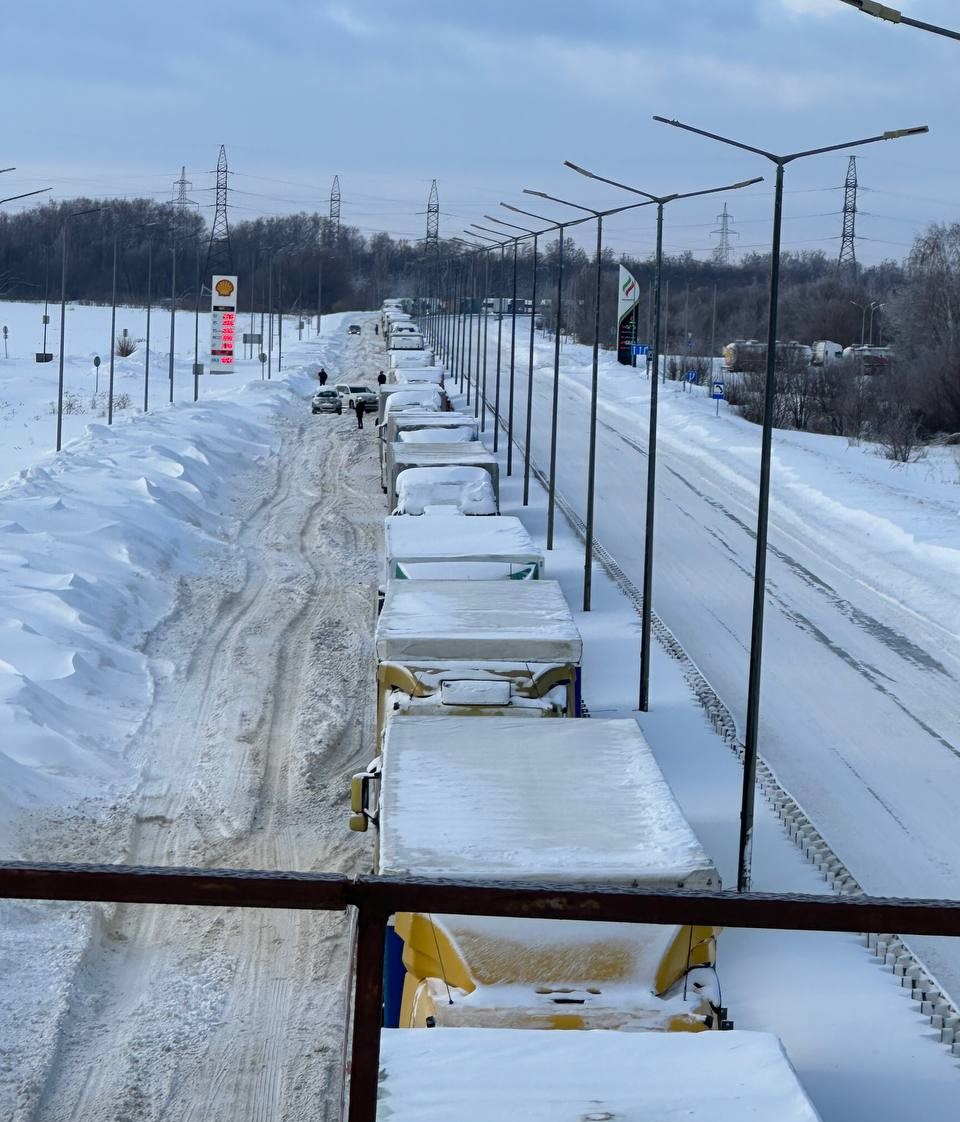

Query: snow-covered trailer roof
[[383, 515, 542, 581], [376, 1029, 822, 1122], [379, 413, 477, 484], [387, 442, 498, 506], [386, 410, 475, 434], [392, 366, 445, 385], [397, 426, 475, 444], [379, 389, 444, 426], [389, 350, 436, 368], [378, 717, 716, 887], [376, 580, 580, 665], [393, 467, 498, 516]]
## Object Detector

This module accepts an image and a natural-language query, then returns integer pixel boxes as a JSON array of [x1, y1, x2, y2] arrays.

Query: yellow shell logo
[[215, 279, 235, 297]]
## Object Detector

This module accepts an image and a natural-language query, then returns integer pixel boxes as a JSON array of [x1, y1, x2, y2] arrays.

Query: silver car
[[311, 389, 342, 415]]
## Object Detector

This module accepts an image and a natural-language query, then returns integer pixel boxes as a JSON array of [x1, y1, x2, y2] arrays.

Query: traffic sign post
[[258, 351, 267, 380], [631, 343, 649, 357], [684, 369, 697, 393], [712, 379, 724, 416]]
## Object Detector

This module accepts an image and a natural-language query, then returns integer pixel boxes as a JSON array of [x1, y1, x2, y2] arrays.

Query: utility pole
[[838, 155, 858, 274]]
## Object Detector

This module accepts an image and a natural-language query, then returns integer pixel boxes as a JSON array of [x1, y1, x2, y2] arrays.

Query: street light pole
[[488, 214, 555, 505], [144, 240, 152, 414], [868, 300, 883, 346], [473, 224, 524, 474], [654, 113, 928, 891], [108, 233, 118, 424], [563, 161, 762, 709], [850, 299, 868, 345], [502, 203, 596, 550], [168, 240, 177, 404], [838, 0, 960, 40], [468, 230, 512, 450], [521, 190, 654, 611], [56, 207, 102, 452]]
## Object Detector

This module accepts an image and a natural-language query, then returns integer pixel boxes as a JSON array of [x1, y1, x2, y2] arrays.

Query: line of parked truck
[[345, 300, 823, 1120], [723, 338, 894, 371]]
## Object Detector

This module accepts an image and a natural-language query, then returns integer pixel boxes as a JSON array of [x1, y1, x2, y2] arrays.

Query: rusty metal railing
[[2, 861, 960, 1121]]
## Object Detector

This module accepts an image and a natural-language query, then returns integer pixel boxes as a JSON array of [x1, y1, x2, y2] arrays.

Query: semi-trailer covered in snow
[[353, 716, 722, 1032], [385, 441, 499, 510]]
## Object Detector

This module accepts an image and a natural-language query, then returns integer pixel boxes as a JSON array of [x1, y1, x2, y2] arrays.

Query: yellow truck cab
[[372, 581, 581, 738]]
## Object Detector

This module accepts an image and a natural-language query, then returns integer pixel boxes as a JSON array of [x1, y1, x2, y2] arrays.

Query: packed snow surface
[[377, 716, 718, 885], [376, 1028, 823, 1121], [375, 580, 581, 663]]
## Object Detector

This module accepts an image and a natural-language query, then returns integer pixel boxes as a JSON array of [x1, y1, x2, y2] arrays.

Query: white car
[[335, 383, 378, 413]]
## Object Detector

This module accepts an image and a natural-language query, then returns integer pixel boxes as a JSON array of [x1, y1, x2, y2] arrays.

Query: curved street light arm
[[838, 1, 960, 40], [654, 116, 927, 164], [522, 189, 599, 216], [485, 215, 552, 237], [0, 187, 52, 206]]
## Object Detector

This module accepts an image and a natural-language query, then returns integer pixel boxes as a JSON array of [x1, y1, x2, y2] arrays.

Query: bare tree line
[[2, 199, 957, 453]]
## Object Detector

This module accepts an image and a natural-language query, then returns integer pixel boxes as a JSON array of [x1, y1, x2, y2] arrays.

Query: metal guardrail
[[2, 861, 960, 1121]]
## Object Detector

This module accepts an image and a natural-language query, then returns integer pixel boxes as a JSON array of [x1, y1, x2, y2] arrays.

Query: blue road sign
[[631, 343, 649, 356], [685, 370, 698, 383], [712, 380, 725, 399]]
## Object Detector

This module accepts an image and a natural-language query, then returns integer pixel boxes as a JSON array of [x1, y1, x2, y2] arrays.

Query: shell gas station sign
[[210, 275, 238, 371]]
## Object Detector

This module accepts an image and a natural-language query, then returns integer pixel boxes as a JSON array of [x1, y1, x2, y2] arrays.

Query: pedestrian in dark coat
[[377, 371, 387, 386], [374, 323, 379, 335], [355, 398, 365, 429], [318, 368, 328, 386]]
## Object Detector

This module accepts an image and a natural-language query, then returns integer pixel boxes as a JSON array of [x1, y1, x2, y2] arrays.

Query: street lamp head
[[883, 125, 928, 139], [839, 1, 903, 22]]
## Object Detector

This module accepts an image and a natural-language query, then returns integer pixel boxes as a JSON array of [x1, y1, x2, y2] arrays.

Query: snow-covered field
[[0, 296, 958, 1119]]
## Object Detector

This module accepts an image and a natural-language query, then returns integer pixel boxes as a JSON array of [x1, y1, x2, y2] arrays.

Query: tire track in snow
[[28, 385, 383, 1122]]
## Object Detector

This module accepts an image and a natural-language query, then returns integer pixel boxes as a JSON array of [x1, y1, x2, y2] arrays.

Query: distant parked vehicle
[[311, 389, 342, 415], [335, 383, 378, 413], [811, 340, 843, 366]]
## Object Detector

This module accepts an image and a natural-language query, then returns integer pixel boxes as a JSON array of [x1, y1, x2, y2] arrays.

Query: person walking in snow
[[355, 398, 365, 429], [377, 371, 387, 385], [318, 368, 328, 386]]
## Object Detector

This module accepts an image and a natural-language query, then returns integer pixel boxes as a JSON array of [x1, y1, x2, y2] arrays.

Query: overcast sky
[[3, 0, 958, 266]]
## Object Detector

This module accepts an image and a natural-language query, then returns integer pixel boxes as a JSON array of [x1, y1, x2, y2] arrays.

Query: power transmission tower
[[838, 155, 858, 273], [711, 202, 737, 266], [204, 144, 233, 277], [171, 166, 198, 236], [425, 179, 439, 251], [330, 175, 341, 230]]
